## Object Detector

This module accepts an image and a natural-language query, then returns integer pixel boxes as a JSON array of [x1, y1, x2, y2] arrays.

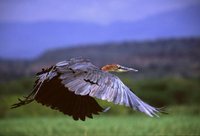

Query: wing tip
[[103, 107, 111, 112], [147, 106, 168, 117]]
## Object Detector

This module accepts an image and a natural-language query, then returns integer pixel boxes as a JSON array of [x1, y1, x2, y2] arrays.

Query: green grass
[[0, 115, 200, 136], [1, 77, 200, 136], [1, 94, 200, 118]]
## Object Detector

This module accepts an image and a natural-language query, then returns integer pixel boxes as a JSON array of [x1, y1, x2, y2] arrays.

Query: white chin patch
[[117, 69, 127, 72]]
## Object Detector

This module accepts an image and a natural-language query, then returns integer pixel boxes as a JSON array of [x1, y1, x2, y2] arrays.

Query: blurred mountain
[[0, 37, 200, 82], [0, 4, 200, 58]]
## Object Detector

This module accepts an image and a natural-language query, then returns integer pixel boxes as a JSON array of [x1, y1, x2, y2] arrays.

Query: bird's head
[[101, 64, 138, 72]]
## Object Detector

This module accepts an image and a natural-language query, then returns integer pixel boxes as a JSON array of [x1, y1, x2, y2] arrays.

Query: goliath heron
[[12, 58, 164, 121]]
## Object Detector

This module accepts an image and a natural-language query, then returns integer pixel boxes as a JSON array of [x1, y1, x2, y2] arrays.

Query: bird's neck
[[101, 64, 118, 72]]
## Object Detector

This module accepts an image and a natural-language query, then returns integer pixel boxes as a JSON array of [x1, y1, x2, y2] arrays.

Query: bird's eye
[[117, 65, 121, 69]]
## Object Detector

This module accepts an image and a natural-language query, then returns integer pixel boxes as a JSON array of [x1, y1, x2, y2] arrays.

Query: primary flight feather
[[11, 58, 163, 121]]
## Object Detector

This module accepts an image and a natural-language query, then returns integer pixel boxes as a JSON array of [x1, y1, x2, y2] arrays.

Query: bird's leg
[[11, 80, 42, 109], [32, 66, 55, 98], [31, 81, 43, 98], [11, 97, 34, 109], [11, 66, 56, 109], [10, 92, 36, 108]]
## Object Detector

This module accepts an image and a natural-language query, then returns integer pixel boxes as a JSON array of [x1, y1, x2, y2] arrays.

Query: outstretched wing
[[34, 74, 104, 121], [57, 58, 161, 117], [11, 59, 104, 121]]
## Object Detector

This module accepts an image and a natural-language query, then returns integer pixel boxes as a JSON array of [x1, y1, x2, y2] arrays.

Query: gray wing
[[56, 58, 161, 117], [11, 59, 104, 121]]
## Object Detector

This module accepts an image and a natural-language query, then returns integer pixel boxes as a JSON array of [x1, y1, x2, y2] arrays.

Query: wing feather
[[57, 59, 161, 117], [13, 58, 162, 120]]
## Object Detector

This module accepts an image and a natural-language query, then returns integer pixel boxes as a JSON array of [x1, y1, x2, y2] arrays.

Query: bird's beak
[[127, 67, 138, 72], [119, 66, 138, 72]]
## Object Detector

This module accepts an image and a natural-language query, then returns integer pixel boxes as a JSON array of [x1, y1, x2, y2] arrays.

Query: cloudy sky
[[0, 0, 200, 59], [0, 0, 199, 24]]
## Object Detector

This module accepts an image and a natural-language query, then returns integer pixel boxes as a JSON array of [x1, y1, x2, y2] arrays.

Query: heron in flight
[[12, 58, 164, 121]]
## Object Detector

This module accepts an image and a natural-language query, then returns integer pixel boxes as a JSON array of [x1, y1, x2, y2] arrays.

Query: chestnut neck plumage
[[101, 64, 118, 72]]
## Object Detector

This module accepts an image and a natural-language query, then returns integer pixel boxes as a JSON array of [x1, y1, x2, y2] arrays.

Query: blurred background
[[0, 0, 200, 136]]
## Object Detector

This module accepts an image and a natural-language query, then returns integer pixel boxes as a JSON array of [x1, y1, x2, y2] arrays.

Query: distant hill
[[0, 37, 200, 82]]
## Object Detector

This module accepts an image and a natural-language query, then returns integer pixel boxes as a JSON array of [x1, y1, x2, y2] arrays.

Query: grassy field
[[1, 77, 200, 136], [0, 114, 200, 136]]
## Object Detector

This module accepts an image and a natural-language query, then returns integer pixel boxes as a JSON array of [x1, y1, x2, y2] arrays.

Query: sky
[[0, 0, 200, 59], [0, 0, 199, 25]]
